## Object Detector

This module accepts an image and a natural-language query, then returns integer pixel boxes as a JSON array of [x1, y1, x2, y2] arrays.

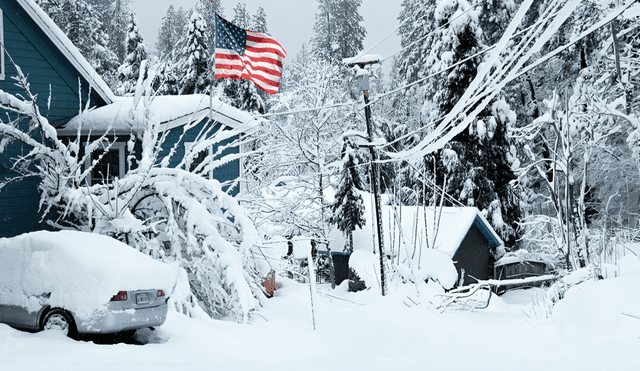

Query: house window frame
[[239, 135, 248, 195], [84, 142, 126, 186], [0, 9, 5, 81], [184, 142, 213, 180]]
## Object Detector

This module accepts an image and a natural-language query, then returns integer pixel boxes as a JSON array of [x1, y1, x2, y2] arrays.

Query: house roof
[[16, 0, 115, 105], [328, 204, 504, 258], [57, 94, 257, 136]]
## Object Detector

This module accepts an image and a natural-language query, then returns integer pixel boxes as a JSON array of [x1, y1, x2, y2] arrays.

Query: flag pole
[[209, 12, 217, 123]]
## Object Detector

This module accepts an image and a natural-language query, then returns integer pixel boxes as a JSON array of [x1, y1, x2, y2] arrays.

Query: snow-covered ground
[[2, 272, 639, 371]]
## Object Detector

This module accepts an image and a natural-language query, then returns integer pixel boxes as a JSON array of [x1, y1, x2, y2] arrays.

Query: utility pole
[[344, 56, 387, 296]]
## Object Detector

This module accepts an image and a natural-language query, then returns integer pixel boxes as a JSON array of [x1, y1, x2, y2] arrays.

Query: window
[[185, 142, 212, 179], [0, 9, 5, 81], [86, 142, 125, 186]]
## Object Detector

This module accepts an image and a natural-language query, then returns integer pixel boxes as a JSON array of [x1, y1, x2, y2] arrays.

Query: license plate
[[136, 293, 150, 305]]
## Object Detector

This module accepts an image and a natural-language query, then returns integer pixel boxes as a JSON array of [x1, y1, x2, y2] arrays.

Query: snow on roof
[[17, 0, 115, 104], [57, 94, 257, 135], [328, 200, 503, 258], [494, 249, 550, 267]]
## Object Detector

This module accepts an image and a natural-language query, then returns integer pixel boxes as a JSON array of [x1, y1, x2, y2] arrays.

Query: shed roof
[[16, 0, 115, 105], [57, 94, 257, 136], [328, 203, 503, 258]]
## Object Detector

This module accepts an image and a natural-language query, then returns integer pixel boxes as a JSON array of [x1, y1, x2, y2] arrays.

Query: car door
[[3, 305, 39, 330]]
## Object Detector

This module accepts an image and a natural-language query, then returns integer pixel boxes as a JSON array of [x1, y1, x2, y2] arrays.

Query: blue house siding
[[159, 120, 241, 196], [0, 1, 106, 125], [0, 0, 109, 238]]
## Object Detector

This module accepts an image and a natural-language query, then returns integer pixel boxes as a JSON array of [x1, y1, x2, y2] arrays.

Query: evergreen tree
[[313, 0, 366, 62], [395, 0, 437, 86], [252, 7, 269, 34], [156, 5, 189, 59], [232, 3, 251, 29], [195, 0, 224, 52], [334, 0, 366, 60], [87, 0, 131, 63], [36, 0, 120, 88], [329, 138, 366, 253], [116, 15, 148, 96], [177, 11, 211, 95]]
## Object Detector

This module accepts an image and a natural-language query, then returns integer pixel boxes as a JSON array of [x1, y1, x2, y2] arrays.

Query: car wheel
[[42, 309, 75, 336]]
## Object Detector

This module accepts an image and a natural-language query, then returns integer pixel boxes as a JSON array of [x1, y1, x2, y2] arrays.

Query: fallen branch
[[318, 292, 365, 306]]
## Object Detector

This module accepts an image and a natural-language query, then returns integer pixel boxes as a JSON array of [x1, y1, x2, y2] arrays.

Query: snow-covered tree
[[244, 49, 351, 240], [195, 0, 224, 52], [329, 138, 366, 252], [252, 7, 269, 34], [87, 0, 131, 63], [116, 15, 148, 96], [176, 11, 211, 95], [156, 5, 189, 59], [232, 3, 251, 29], [37, 0, 120, 88], [313, 0, 367, 62]]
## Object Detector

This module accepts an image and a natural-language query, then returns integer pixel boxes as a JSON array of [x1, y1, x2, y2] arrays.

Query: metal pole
[[363, 89, 387, 296]]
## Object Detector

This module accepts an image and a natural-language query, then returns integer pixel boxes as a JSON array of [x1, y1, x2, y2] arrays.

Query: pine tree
[[313, 0, 366, 62], [334, 0, 366, 60], [329, 138, 366, 252], [252, 7, 269, 34], [36, 0, 120, 88], [177, 11, 211, 95], [156, 5, 189, 59], [87, 0, 131, 63], [232, 3, 251, 29], [195, 0, 224, 52], [116, 15, 147, 96], [395, 0, 437, 86]]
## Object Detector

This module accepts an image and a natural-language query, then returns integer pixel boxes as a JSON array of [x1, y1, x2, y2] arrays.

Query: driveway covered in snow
[[2, 276, 639, 371]]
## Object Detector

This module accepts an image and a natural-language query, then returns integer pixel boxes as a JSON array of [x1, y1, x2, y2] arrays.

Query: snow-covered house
[[0, 0, 114, 237], [56, 94, 253, 192], [0, 0, 253, 238], [329, 206, 504, 287]]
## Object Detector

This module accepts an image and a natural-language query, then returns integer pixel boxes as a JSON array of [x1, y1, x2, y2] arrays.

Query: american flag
[[214, 14, 287, 95]]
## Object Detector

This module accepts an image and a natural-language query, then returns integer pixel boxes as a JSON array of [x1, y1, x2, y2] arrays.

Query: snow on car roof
[[0, 230, 179, 319], [58, 94, 257, 136], [17, 0, 115, 104]]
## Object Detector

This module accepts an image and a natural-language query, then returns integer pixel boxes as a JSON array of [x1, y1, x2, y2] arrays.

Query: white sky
[[129, 0, 402, 72]]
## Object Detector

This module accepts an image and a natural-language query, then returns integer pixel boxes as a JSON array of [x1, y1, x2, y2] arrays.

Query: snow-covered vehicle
[[0, 231, 179, 336]]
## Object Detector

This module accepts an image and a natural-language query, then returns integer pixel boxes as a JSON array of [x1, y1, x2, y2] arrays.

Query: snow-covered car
[[0, 230, 179, 336]]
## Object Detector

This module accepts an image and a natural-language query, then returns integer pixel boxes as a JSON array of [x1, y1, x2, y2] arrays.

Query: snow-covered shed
[[0, 0, 114, 237], [57, 94, 255, 194], [328, 205, 504, 287]]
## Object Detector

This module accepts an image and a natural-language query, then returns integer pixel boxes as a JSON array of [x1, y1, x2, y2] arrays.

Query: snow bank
[[619, 254, 640, 276], [410, 248, 458, 289], [349, 250, 380, 290], [0, 231, 181, 319], [551, 275, 640, 339]]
